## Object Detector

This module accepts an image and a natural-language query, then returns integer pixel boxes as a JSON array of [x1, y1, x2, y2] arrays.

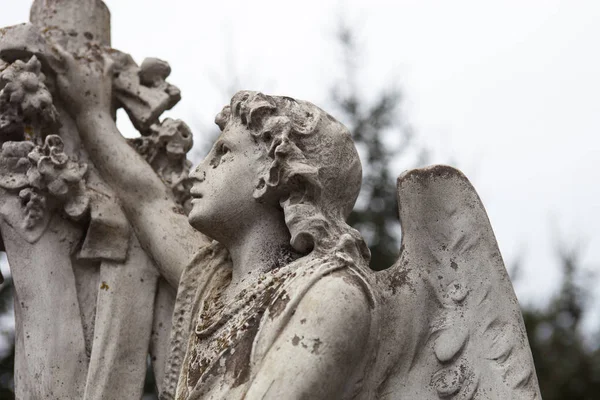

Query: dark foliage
[[329, 24, 423, 271], [520, 244, 600, 399], [0, 271, 14, 400]]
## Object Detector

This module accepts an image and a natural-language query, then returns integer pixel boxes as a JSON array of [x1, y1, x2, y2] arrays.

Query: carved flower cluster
[[0, 56, 58, 140], [27, 135, 88, 207], [132, 118, 193, 161], [129, 118, 193, 208], [0, 135, 89, 228]]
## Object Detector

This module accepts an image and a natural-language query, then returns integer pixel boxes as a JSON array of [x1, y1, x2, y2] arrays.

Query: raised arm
[[53, 45, 208, 287]]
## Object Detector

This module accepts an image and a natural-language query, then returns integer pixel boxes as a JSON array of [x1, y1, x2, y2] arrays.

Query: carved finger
[[46, 39, 74, 72], [102, 53, 116, 78]]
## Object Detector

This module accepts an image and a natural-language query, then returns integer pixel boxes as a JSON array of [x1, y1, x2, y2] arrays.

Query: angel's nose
[[190, 165, 206, 182]]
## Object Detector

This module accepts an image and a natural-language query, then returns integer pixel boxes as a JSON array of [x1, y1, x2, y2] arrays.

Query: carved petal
[[49, 147, 68, 166], [0, 173, 27, 189], [61, 162, 87, 183], [64, 192, 89, 220], [26, 167, 43, 189], [26, 145, 43, 163], [37, 156, 54, 176], [9, 88, 24, 104], [47, 178, 68, 197], [44, 134, 63, 151]]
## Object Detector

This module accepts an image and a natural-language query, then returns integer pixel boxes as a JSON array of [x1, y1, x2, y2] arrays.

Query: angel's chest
[[184, 298, 261, 392], [182, 271, 294, 396]]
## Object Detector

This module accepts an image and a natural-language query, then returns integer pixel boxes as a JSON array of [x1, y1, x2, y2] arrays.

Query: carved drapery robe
[[160, 242, 378, 400]]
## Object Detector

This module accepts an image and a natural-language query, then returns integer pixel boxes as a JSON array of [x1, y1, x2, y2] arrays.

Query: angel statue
[[48, 41, 542, 399]]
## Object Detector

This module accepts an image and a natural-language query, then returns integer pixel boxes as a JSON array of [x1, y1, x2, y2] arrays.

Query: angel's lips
[[190, 187, 203, 199]]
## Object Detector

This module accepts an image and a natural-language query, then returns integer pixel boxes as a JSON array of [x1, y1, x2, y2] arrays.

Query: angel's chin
[[187, 207, 206, 230]]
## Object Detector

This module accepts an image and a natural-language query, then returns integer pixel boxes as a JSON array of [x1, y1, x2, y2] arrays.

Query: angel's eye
[[210, 142, 231, 168]]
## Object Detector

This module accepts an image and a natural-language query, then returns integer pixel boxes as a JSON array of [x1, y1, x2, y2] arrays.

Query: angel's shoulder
[[287, 265, 374, 338], [310, 266, 371, 300]]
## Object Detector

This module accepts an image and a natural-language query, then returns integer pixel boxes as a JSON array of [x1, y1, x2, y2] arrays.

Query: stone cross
[[0, 1, 193, 398]]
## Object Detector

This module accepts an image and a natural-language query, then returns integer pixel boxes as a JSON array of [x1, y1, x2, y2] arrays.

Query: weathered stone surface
[[0, 23, 49, 64], [128, 118, 193, 211], [113, 53, 182, 131], [30, 0, 111, 51], [0, 205, 88, 399], [0, 1, 193, 399]]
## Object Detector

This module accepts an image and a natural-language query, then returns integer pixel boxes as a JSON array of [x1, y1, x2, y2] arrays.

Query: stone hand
[[49, 42, 115, 116]]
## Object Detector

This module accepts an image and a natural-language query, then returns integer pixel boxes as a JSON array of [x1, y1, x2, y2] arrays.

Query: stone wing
[[369, 166, 541, 399]]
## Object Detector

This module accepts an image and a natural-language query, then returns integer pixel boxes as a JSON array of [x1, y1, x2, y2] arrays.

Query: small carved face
[[187, 121, 271, 240]]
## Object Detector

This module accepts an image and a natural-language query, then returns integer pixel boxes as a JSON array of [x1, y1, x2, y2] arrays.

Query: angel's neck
[[225, 211, 293, 290]]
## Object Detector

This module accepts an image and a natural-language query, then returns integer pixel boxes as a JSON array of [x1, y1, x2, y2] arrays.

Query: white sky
[[1, 0, 599, 329]]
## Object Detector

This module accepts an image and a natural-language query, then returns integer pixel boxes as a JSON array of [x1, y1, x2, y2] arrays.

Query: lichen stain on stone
[[172, 205, 185, 215], [186, 348, 203, 387], [401, 165, 471, 188], [100, 281, 109, 290], [291, 335, 301, 346], [387, 267, 414, 295], [225, 320, 259, 388], [311, 338, 322, 354], [268, 290, 290, 319]]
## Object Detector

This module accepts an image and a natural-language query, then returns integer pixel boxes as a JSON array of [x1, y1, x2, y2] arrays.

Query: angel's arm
[[244, 272, 372, 399], [76, 111, 207, 287], [54, 46, 207, 288]]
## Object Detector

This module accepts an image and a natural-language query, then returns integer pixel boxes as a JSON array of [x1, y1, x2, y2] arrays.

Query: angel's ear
[[373, 165, 541, 400]]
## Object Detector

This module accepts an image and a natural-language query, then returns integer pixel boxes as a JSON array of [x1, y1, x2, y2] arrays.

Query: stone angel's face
[[187, 122, 269, 239]]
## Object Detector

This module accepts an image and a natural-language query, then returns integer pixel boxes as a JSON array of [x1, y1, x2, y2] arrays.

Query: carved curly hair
[[215, 91, 370, 266]]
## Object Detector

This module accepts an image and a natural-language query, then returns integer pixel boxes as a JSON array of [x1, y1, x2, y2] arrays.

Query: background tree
[[329, 23, 427, 270], [519, 241, 600, 399], [0, 267, 14, 398]]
